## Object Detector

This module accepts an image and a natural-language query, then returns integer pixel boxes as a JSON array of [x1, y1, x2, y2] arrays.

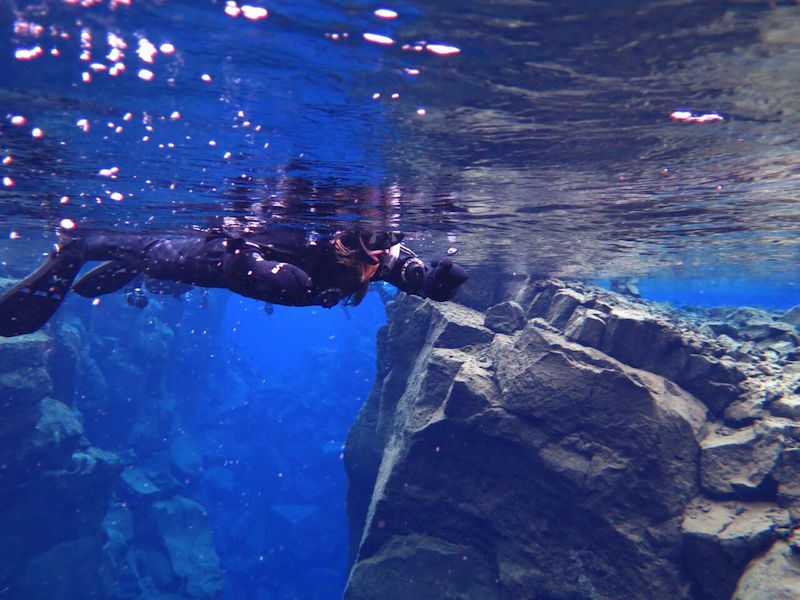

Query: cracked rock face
[[344, 277, 800, 600]]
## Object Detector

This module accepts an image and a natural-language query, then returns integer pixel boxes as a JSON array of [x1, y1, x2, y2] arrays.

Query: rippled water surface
[[2, 0, 799, 287]]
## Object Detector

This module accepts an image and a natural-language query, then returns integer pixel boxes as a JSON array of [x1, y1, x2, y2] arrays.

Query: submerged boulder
[[147, 496, 223, 599], [0, 332, 53, 404], [699, 425, 783, 498], [733, 532, 800, 599], [344, 279, 800, 600], [483, 300, 526, 334], [682, 498, 791, 600], [346, 293, 704, 599], [15, 533, 111, 600]]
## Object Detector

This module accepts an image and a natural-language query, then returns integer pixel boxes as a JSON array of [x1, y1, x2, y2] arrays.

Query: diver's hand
[[233, 254, 314, 305], [423, 256, 469, 301], [266, 261, 313, 304]]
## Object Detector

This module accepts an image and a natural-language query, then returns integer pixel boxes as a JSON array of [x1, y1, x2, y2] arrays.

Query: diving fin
[[0, 245, 85, 337], [72, 261, 139, 298]]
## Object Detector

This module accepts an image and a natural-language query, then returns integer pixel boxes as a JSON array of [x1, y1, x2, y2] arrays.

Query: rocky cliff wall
[[343, 278, 800, 600]]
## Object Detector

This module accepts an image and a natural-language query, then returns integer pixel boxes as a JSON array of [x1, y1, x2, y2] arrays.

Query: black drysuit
[[0, 230, 468, 336]]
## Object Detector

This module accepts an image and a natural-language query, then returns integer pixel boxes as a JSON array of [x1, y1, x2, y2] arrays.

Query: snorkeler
[[0, 229, 468, 337]]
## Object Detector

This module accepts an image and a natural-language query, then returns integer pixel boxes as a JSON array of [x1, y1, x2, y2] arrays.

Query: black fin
[[72, 261, 139, 298], [0, 249, 84, 337]]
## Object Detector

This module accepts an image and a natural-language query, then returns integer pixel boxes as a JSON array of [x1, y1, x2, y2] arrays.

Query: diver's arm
[[375, 244, 427, 295], [222, 239, 314, 305]]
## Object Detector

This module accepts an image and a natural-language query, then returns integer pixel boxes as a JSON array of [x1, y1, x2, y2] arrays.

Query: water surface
[[2, 0, 799, 290]]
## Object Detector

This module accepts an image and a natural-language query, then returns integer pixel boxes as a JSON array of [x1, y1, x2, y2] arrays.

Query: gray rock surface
[[483, 300, 526, 334], [344, 278, 800, 600], [147, 496, 223, 599], [682, 499, 791, 600], [700, 425, 782, 498], [733, 532, 800, 599], [780, 306, 800, 327]]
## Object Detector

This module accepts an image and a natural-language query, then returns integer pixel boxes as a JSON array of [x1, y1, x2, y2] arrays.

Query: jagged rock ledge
[[343, 278, 800, 600]]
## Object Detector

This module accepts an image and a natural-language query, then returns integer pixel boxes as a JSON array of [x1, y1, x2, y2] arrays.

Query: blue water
[[1, 1, 800, 598], [51, 280, 388, 599], [213, 293, 387, 597]]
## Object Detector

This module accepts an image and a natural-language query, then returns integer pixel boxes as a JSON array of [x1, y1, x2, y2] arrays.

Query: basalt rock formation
[[343, 277, 800, 600]]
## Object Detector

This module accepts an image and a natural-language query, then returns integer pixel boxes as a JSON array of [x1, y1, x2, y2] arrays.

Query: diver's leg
[[0, 239, 85, 336], [77, 234, 226, 289], [81, 233, 153, 265], [71, 261, 140, 298], [0, 232, 157, 336], [71, 233, 167, 296], [67, 233, 154, 298]]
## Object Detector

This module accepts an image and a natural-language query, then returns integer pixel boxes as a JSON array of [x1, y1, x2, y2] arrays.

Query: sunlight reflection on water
[[1, 0, 799, 285]]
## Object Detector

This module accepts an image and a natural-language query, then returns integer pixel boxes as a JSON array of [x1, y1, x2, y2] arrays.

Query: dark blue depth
[[62, 286, 387, 599]]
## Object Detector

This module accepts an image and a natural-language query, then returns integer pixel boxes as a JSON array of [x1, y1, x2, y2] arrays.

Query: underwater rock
[[681, 498, 791, 600], [527, 278, 565, 318], [15, 533, 111, 600], [732, 532, 800, 599], [147, 495, 223, 599], [779, 305, 800, 327], [0, 332, 53, 403], [169, 433, 204, 477], [432, 301, 494, 349], [48, 323, 81, 405], [1, 292, 226, 599], [700, 425, 782, 498], [1, 395, 82, 470], [0, 325, 128, 598], [0, 330, 51, 371], [345, 292, 706, 599], [344, 279, 800, 600], [345, 534, 500, 600], [599, 306, 661, 367], [563, 306, 606, 348], [743, 320, 799, 344], [724, 392, 766, 427], [32, 397, 84, 458], [121, 466, 162, 498], [544, 288, 585, 329], [708, 321, 740, 338], [769, 394, 800, 420], [483, 300, 526, 334], [773, 445, 800, 515], [0, 443, 122, 594], [103, 503, 135, 551]]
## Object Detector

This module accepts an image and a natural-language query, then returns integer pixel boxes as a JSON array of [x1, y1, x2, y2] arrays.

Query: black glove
[[225, 245, 313, 305], [260, 261, 313, 304], [423, 257, 469, 301]]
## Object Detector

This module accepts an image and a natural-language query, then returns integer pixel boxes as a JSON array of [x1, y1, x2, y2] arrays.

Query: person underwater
[[0, 229, 469, 337]]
